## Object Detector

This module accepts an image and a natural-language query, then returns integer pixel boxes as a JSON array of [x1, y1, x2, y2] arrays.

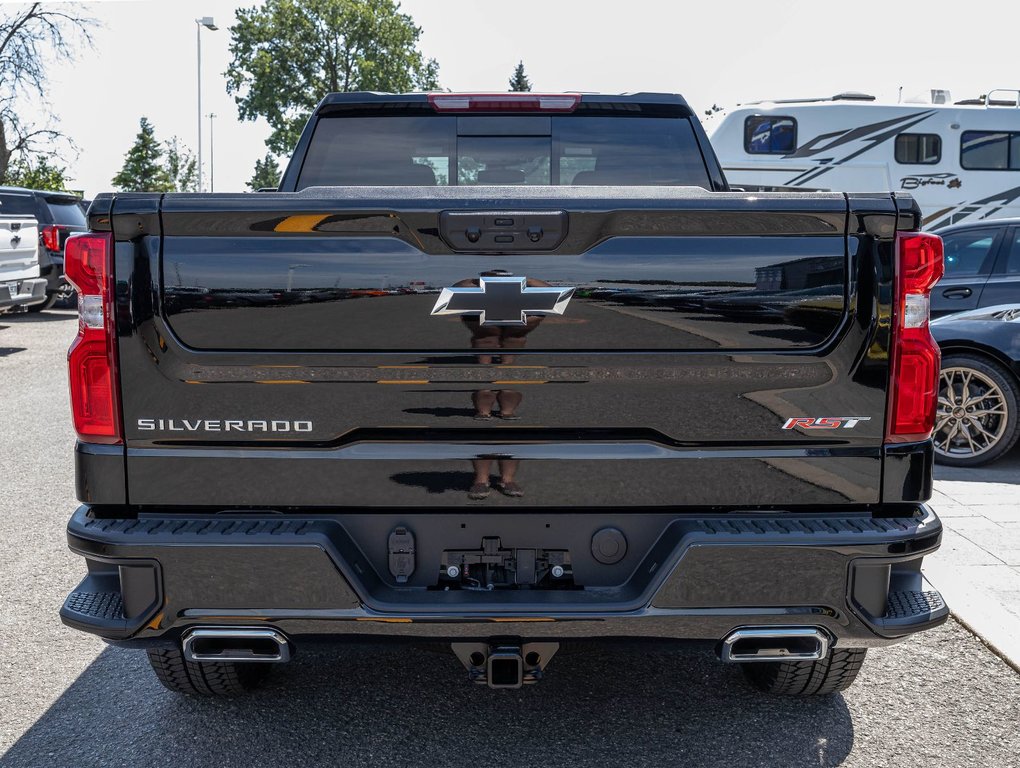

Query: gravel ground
[[2, 309, 1019, 768]]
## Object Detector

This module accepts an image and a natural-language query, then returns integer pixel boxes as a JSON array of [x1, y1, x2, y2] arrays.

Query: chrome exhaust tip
[[720, 627, 829, 663], [182, 627, 291, 663]]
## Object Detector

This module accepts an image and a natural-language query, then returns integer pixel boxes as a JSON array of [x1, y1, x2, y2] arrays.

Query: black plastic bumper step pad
[[65, 590, 125, 622], [886, 590, 945, 620], [871, 588, 949, 634]]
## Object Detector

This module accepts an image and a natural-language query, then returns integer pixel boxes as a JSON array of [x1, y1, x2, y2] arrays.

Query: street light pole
[[195, 16, 218, 193], [208, 113, 216, 192]]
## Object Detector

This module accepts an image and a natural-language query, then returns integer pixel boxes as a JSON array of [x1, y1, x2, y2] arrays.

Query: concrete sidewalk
[[924, 450, 1020, 669]]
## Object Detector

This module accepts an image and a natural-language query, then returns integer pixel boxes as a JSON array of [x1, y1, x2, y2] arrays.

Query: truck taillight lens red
[[65, 232, 121, 444], [428, 93, 581, 112], [886, 232, 945, 443], [42, 225, 61, 252]]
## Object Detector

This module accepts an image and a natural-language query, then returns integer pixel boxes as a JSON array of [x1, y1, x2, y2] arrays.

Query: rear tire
[[146, 647, 271, 696], [741, 648, 867, 695]]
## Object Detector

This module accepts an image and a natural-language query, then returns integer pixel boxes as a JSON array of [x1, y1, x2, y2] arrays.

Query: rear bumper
[[0, 277, 47, 308], [62, 505, 948, 650]]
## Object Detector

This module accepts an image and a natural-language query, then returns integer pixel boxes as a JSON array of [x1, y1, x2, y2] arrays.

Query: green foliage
[[0, 4, 95, 182], [112, 117, 172, 192], [112, 118, 199, 193], [247, 152, 282, 191], [3, 156, 68, 190], [226, 0, 440, 154], [508, 61, 531, 92], [164, 137, 198, 193]]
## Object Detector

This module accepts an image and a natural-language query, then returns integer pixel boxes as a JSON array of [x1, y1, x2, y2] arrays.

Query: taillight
[[427, 93, 581, 112], [65, 232, 121, 444], [42, 225, 61, 252], [886, 232, 945, 443]]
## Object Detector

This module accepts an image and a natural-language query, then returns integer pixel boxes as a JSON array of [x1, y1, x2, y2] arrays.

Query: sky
[[11, 0, 1020, 197]]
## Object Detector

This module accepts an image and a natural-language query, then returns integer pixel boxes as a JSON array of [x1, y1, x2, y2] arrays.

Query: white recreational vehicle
[[705, 90, 1020, 229]]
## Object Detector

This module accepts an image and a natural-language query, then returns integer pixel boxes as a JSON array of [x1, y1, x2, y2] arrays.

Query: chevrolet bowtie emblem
[[430, 276, 575, 326]]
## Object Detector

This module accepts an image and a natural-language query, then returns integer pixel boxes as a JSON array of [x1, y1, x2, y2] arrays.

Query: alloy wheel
[[934, 366, 1009, 460]]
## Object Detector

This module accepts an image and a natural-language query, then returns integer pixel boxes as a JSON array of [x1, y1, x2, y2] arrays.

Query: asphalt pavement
[[2, 309, 1019, 768]]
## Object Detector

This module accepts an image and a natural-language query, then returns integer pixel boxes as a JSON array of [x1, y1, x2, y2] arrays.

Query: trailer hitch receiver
[[451, 642, 560, 689]]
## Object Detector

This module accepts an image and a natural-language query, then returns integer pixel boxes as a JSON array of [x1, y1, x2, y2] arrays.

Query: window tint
[[298, 116, 454, 187], [458, 136, 549, 185], [297, 115, 710, 189], [1005, 230, 1020, 275], [940, 229, 999, 276], [961, 131, 1020, 170], [0, 193, 36, 217], [557, 116, 710, 186], [45, 199, 86, 226], [744, 116, 797, 154], [895, 133, 941, 164]]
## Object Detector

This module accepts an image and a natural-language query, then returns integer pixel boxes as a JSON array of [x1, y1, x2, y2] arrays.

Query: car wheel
[[25, 293, 59, 312], [146, 647, 271, 696], [934, 354, 1020, 467], [742, 648, 867, 695]]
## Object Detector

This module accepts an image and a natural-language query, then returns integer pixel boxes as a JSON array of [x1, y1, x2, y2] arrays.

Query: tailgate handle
[[439, 211, 567, 252]]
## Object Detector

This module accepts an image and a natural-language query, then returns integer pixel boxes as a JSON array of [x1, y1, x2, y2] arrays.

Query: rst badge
[[783, 417, 871, 430]]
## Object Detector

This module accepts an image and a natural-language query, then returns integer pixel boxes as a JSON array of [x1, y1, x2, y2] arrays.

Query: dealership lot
[[2, 311, 1020, 768]]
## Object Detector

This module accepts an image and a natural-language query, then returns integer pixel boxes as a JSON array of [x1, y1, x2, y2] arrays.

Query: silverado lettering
[[60, 91, 947, 698], [136, 418, 314, 432]]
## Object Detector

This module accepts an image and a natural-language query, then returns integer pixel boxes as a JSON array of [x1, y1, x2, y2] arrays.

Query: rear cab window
[[743, 115, 797, 154], [296, 113, 712, 189], [44, 196, 87, 227], [0, 193, 36, 217]]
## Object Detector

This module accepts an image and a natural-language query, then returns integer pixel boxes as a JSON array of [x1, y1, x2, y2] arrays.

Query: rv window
[[744, 116, 797, 154], [940, 229, 999, 276], [895, 133, 941, 164], [960, 131, 1020, 170]]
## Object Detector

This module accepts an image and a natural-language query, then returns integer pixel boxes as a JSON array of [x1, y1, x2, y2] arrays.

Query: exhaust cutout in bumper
[[182, 627, 291, 663], [720, 627, 829, 663]]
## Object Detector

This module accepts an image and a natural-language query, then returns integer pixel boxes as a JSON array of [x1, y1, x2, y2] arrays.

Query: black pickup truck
[[61, 92, 948, 696]]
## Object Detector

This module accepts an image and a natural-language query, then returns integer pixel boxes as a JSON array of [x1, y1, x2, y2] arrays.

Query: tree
[[0, 3, 95, 183], [5, 157, 68, 191], [248, 153, 282, 191], [164, 137, 198, 192], [112, 118, 173, 192], [508, 61, 531, 92], [226, 0, 440, 154]]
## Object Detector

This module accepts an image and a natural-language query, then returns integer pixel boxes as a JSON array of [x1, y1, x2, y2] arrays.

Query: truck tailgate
[[0, 217, 38, 282], [113, 187, 895, 509]]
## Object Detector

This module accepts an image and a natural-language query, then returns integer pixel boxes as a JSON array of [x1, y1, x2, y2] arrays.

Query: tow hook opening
[[182, 628, 291, 663], [452, 642, 559, 688], [719, 627, 829, 663]]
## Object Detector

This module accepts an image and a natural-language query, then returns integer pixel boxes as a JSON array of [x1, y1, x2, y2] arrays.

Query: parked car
[[0, 186, 87, 311], [930, 218, 1020, 317], [0, 211, 46, 312], [930, 305, 1020, 466]]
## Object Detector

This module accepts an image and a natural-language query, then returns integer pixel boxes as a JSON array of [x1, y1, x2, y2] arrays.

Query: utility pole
[[195, 17, 218, 192], [208, 113, 217, 192]]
